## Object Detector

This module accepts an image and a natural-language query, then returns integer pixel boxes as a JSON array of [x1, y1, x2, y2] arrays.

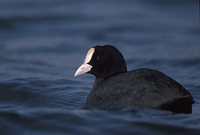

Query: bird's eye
[[96, 56, 100, 61]]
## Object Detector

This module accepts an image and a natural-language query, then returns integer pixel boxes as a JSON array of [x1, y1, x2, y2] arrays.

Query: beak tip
[[74, 71, 79, 77]]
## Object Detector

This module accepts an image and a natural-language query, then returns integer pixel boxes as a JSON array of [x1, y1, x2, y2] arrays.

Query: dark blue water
[[0, 0, 200, 134]]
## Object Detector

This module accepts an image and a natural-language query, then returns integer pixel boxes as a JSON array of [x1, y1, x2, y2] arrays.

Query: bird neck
[[92, 77, 105, 91]]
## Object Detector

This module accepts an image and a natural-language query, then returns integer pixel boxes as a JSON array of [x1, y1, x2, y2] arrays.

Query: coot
[[74, 45, 194, 113]]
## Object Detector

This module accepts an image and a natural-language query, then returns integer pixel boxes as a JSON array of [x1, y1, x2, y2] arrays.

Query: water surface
[[0, 0, 200, 135]]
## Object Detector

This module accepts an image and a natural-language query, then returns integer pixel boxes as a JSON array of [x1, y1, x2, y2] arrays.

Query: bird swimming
[[74, 45, 194, 113]]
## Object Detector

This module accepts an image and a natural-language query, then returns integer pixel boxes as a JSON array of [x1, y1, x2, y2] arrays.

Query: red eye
[[96, 56, 100, 61]]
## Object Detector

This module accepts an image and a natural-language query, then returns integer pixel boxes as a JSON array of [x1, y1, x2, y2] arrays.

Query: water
[[0, 0, 200, 134]]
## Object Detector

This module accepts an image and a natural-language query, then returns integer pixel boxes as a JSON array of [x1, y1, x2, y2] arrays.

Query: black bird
[[74, 45, 194, 113]]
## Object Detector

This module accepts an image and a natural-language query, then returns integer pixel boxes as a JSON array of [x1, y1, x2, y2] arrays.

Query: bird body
[[86, 68, 194, 113]]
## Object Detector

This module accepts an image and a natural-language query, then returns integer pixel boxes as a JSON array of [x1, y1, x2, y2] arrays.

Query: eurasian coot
[[74, 45, 194, 113]]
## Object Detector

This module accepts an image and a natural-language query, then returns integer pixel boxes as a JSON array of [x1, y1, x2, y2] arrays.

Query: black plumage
[[75, 45, 194, 113]]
